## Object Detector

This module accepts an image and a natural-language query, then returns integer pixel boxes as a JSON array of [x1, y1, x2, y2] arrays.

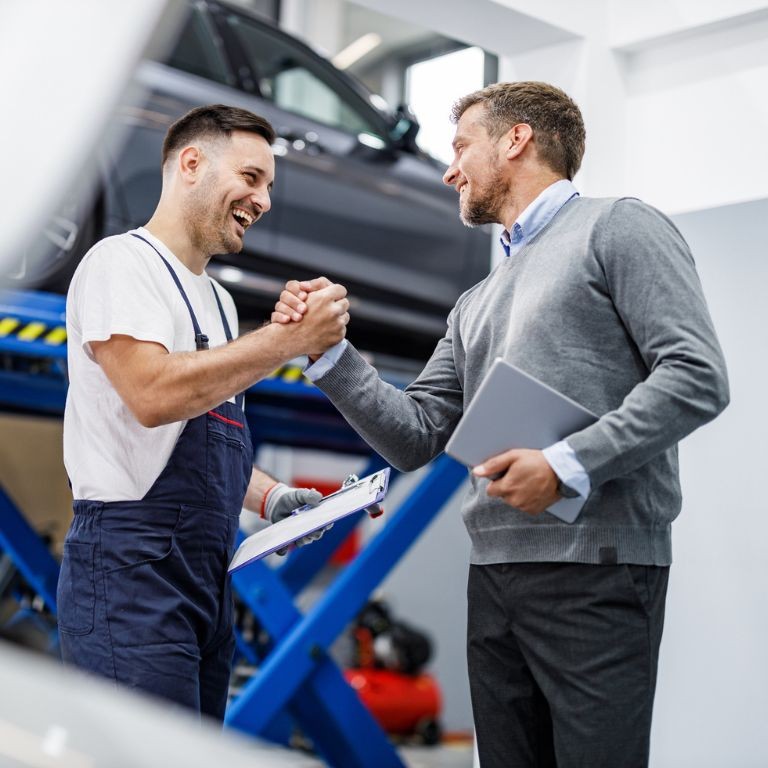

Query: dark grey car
[[21, 1, 490, 364]]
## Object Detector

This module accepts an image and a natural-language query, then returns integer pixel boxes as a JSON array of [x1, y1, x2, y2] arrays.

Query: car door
[[212, 7, 480, 340]]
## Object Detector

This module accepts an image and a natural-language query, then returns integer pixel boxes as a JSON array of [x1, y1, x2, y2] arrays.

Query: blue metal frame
[[0, 487, 60, 612], [275, 456, 394, 596], [0, 289, 68, 326], [226, 455, 466, 766], [232, 552, 402, 764], [0, 289, 469, 767]]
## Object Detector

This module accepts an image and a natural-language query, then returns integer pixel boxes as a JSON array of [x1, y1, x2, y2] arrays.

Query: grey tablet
[[445, 359, 597, 523]]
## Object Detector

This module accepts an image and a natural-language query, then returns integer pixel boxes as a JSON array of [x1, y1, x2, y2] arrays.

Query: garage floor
[[400, 743, 474, 767], [254, 742, 474, 767]]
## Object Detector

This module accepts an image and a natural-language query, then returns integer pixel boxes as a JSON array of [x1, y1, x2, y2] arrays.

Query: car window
[[226, 14, 385, 141], [163, 6, 233, 86]]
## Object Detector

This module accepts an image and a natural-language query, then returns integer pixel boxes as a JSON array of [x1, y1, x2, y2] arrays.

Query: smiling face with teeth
[[184, 130, 275, 258]]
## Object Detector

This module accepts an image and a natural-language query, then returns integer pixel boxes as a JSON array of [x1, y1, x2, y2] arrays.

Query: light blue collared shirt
[[305, 338, 348, 380], [500, 178, 579, 258], [306, 179, 590, 499]]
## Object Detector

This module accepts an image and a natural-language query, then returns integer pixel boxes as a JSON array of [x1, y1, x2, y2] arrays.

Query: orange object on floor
[[344, 667, 443, 744]]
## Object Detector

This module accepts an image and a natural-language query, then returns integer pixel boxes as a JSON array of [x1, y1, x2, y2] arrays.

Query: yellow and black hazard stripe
[[0, 316, 67, 346], [267, 363, 312, 385]]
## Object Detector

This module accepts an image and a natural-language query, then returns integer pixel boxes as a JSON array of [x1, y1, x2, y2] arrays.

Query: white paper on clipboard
[[228, 468, 391, 573]]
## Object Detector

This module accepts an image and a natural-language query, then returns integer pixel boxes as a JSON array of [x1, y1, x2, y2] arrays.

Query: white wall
[[622, 11, 768, 214], [651, 199, 768, 767], [607, 0, 768, 48]]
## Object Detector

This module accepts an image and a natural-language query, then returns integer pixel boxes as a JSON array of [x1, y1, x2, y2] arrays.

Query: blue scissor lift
[[0, 289, 467, 767]]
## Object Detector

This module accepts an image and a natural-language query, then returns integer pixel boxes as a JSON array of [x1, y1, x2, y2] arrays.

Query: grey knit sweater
[[315, 197, 729, 565]]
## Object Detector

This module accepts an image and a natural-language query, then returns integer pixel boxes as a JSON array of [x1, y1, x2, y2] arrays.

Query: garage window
[[406, 46, 488, 164]]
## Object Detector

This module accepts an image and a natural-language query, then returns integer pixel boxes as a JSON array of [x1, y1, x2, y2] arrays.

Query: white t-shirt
[[63, 227, 239, 501]]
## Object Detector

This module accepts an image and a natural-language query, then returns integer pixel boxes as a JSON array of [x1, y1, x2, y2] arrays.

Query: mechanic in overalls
[[57, 105, 350, 719]]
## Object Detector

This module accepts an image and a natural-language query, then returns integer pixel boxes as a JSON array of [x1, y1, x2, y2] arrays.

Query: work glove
[[263, 483, 328, 554]]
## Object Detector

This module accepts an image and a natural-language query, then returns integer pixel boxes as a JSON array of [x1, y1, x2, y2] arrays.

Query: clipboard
[[445, 359, 597, 523], [228, 468, 391, 573]]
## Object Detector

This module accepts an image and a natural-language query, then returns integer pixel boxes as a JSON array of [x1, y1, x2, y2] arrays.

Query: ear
[[177, 145, 203, 182], [502, 123, 534, 160]]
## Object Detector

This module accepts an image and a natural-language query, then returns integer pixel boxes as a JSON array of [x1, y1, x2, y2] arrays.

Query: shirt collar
[[500, 179, 579, 257]]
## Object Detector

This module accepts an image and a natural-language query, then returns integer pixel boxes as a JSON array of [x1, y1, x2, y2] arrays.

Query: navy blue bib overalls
[[57, 235, 253, 720]]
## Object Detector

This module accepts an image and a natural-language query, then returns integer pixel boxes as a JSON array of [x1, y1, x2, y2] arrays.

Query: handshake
[[270, 276, 350, 361]]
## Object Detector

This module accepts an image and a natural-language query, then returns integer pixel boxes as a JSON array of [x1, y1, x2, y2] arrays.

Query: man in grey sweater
[[273, 82, 729, 767]]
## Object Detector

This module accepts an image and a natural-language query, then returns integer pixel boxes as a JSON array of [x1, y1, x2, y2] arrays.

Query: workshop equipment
[[0, 288, 468, 768]]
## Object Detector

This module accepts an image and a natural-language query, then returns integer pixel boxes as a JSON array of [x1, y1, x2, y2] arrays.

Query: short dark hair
[[161, 104, 276, 167], [451, 82, 586, 180]]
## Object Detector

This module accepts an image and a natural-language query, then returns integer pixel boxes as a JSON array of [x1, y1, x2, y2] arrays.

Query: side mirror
[[389, 104, 420, 151]]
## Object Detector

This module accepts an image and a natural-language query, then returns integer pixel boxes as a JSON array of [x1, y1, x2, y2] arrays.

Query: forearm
[[97, 322, 304, 427], [276, 280, 464, 469], [568, 353, 728, 487], [95, 280, 350, 428], [243, 467, 279, 514], [314, 342, 463, 471], [141, 324, 291, 425]]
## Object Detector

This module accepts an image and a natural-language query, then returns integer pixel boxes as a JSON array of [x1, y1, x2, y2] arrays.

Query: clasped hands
[[271, 276, 347, 360], [272, 279, 562, 516]]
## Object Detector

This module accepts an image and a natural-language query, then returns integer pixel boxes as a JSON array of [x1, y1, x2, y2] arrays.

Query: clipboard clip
[[368, 472, 386, 494], [343, 473, 384, 518], [291, 473, 385, 519]]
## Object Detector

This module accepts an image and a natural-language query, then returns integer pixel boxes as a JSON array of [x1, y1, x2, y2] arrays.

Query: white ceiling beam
[[608, 0, 768, 50], [349, 0, 580, 57]]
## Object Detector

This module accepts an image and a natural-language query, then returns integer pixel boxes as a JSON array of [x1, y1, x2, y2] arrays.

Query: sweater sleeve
[[313, 308, 465, 472], [566, 198, 730, 487]]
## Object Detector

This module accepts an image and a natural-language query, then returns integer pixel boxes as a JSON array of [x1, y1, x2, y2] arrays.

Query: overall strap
[[210, 281, 233, 342], [130, 232, 246, 411], [130, 233, 209, 351], [209, 281, 245, 411]]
